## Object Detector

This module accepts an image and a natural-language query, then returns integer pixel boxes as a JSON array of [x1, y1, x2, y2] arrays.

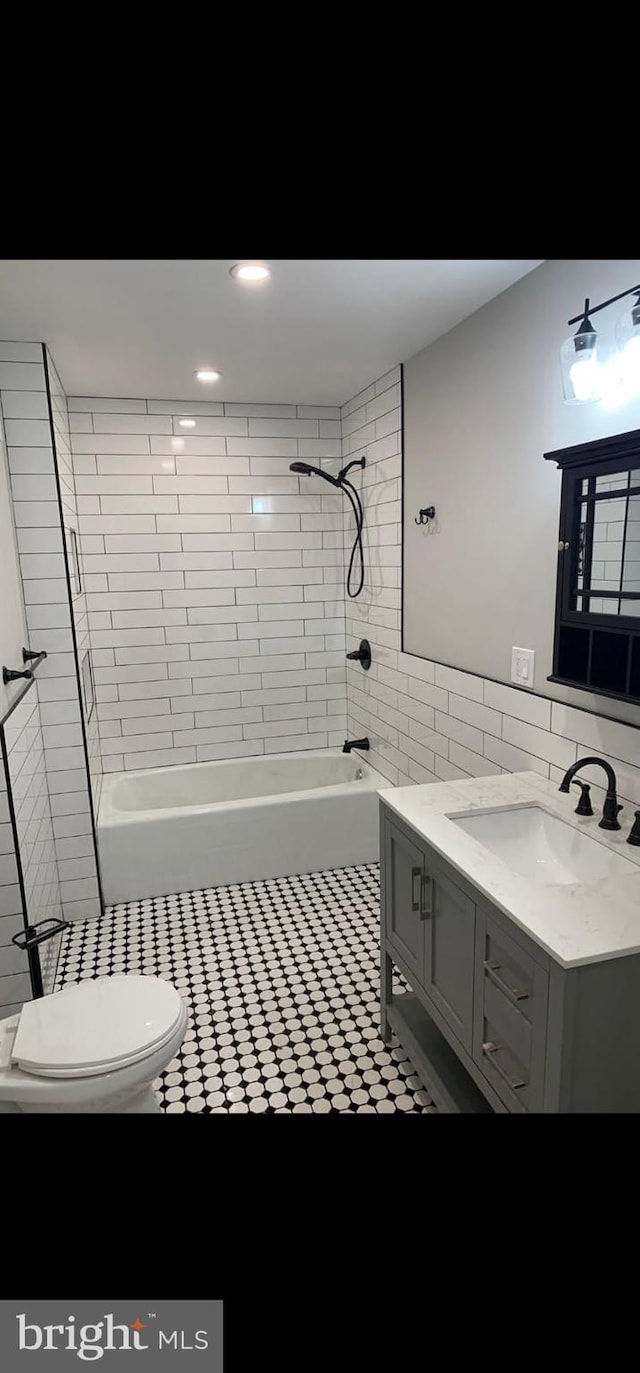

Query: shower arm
[[338, 456, 366, 484]]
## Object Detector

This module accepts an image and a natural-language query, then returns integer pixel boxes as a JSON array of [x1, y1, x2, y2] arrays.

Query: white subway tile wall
[[0, 344, 101, 922], [1, 692, 63, 1011], [46, 353, 103, 825], [69, 399, 347, 769], [343, 368, 640, 816], [0, 761, 29, 1016]]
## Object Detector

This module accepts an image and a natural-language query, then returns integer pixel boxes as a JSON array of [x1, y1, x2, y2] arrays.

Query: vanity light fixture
[[561, 283, 640, 404], [179, 419, 196, 427], [195, 369, 221, 383], [560, 301, 601, 404], [616, 290, 640, 395], [230, 263, 271, 282]]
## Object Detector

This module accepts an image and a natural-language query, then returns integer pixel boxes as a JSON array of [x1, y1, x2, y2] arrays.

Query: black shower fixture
[[346, 639, 371, 671], [290, 456, 366, 598], [290, 461, 341, 487], [342, 737, 370, 753]]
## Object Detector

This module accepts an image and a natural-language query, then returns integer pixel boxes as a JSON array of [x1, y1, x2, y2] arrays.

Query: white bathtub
[[97, 748, 389, 904]]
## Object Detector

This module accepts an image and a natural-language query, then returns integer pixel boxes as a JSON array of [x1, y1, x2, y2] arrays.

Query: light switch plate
[[511, 646, 535, 687]]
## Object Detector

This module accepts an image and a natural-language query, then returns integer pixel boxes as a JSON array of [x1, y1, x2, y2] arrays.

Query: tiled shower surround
[[0, 343, 101, 925], [69, 397, 347, 771], [69, 371, 640, 808], [343, 369, 640, 816]]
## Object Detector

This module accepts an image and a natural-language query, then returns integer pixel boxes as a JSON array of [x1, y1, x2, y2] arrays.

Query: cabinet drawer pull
[[482, 1041, 526, 1091], [420, 874, 433, 920], [484, 959, 529, 1004], [411, 866, 422, 911]]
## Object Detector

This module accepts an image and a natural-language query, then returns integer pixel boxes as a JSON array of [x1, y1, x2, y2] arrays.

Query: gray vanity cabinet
[[384, 818, 476, 1055], [380, 800, 640, 1113], [384, 821, 426, 981]]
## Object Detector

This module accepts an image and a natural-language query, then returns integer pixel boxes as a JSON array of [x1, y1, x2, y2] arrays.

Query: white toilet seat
[[11, 974, 185, 1079]]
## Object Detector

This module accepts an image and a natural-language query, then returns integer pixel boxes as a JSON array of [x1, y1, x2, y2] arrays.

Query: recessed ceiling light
[[230, 263, 271, 282], [179, 419, 196, 428], [195, 369, 221, 383]]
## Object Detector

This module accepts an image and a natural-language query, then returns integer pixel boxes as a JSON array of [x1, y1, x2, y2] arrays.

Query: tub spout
[[343, 737, 370, 753]]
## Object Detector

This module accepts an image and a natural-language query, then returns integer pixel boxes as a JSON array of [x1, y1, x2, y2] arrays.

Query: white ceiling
[[0, 259, 544, 404]]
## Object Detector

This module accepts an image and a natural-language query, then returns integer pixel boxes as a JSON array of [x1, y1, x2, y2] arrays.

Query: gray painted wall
[[403, 258, 640, 723]]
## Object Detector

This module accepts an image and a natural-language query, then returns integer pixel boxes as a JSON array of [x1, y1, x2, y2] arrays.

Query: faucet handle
[[571, 780, 593, 816], [599, 799, 623, 831], [627, 811, 640, 847]]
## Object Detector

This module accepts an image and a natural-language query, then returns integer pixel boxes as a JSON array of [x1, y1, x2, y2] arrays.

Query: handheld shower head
[[289, 456, 367, 599], [289, 461, 341, 487]]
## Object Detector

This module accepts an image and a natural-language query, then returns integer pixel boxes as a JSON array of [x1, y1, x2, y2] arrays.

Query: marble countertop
[[379, 771, 640, 968]]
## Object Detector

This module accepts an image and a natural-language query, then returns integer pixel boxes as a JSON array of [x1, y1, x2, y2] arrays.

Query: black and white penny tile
[[54, 863, 435, 1114]]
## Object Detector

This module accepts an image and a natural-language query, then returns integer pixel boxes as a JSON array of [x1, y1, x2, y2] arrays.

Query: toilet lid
[[12, 975, 185, 1078]]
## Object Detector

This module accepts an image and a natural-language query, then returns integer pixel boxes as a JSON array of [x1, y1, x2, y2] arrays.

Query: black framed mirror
[[546, 427, 640, 704]]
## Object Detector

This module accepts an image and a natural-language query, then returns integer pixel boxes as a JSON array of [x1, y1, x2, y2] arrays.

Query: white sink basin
[[450, 804, 637, 886]]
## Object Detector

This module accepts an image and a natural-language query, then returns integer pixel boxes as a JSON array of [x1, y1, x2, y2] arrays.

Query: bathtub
[[97, 748, 390, 904]]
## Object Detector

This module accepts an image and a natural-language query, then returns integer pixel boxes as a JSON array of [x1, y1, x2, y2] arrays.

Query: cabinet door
[[473, 908, 548, 1113], [423, 861, 476, 1054], [384, 821, 426, 983]]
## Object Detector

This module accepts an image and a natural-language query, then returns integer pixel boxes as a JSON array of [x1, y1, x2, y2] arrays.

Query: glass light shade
[[561, 329, 601, 404], [615, 297, 640, 398]]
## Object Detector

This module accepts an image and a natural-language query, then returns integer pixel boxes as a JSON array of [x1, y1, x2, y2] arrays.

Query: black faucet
[[558, 756, 622, 831], [343, 737, 370, 753]]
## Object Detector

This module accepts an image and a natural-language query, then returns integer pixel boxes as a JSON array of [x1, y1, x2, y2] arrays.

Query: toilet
[[0, 974, 188, 1113]]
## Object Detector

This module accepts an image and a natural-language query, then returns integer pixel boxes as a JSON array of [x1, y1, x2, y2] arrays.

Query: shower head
[[289, 461, 341, 488], [290, 457, 366, 488], [290, 458, 367, 599]]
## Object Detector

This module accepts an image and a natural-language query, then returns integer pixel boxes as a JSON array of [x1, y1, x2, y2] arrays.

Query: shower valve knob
[[345, 639, 371, 671]]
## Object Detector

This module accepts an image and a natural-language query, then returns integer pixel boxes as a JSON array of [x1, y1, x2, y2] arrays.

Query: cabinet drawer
[[473, 912, 548, 1113], [486, 921, 536, 1003], [478, 1024, 530, 1112]]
